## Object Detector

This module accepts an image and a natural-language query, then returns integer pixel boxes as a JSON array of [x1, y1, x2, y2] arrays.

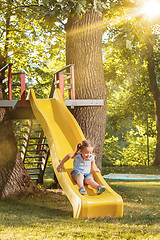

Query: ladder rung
[[61, 72, 71, 75], [28, 143, 48, 146], [29, 173, 40, 176], [29, 137, 46, 140], [64, 86, 72, 91], [18, 137, 28, 141], [12, 83, 21, 87], [64, 75, 71, 81], [20, 131, 30, 134], [30, 131, 43, 134], [21, 124, 31, 127], [26, 167, 41, 170], [18, 144, 26, 147], [24, 161, 43, 164], [54, 80, 59, 85], [25, 156, 44, 158], [27, 150, 46, 152], [2, 78, 8, 83]]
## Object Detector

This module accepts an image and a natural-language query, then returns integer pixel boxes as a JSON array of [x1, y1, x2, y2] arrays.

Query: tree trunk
[[65, 9, 107, 168], [0, 108, 37, 198], [147, 39, 160, 166], [0, 56, 37, 198]]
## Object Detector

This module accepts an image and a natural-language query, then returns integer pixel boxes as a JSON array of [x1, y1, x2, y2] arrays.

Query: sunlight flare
[[142, 0, 160, 18]]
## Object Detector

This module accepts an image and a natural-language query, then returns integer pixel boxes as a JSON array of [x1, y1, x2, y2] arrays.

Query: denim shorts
[[71, 170, 93, 182]]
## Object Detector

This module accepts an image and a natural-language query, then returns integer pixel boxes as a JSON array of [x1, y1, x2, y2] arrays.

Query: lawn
[[0, 166, 160, 240]]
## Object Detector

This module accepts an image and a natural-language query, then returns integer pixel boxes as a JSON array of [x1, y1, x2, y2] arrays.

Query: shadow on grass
[[0, 192, 72, 227], [1, 182, 160, 229]]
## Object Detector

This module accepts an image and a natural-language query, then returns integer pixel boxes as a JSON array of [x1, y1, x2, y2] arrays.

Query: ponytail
[[77, 143, 81, 151], [72, 139, 94, 158], [72, 143, 82, 158]]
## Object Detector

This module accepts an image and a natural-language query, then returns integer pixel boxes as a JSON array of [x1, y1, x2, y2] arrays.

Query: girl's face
[[80, 146, 93, 160]]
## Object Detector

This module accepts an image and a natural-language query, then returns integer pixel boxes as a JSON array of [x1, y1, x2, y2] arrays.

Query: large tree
[[65, 8, 107, 167], [35, 0, 108, 167]]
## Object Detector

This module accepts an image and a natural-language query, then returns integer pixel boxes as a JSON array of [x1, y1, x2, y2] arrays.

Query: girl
[[57, 140, 106, 195]]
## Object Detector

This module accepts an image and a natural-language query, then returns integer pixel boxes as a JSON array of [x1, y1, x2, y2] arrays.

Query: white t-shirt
[[73, 153, 95, 174]]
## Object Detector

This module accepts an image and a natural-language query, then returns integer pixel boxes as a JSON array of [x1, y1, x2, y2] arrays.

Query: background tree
[[102, 0, 160, 166]]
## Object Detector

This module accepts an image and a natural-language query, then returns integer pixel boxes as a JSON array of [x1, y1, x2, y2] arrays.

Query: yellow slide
[[29, 88, 123, 218]]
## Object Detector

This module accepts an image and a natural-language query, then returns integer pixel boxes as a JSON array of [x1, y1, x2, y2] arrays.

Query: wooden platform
[[0, 100, 35, 119], [0, 99, 104, 119]]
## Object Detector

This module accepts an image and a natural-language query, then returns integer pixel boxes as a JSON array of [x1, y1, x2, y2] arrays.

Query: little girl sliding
[[57, 140, 106, 195]]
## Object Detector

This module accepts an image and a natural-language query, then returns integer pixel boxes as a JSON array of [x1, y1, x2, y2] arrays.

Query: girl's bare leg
[[85, 177, 99, 189], [75, 173, 84, 188]]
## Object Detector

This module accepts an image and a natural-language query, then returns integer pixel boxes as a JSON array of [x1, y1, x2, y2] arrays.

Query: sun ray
[[66, 1, 160, 37], [142, 0, 160, 18]]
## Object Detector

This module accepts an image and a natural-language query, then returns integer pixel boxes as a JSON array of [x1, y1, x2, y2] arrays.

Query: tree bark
[[147, 39, 160, 166], [65, 9, 107, 168], [0, 108, 36, 198], [0, 56, 36, 198]]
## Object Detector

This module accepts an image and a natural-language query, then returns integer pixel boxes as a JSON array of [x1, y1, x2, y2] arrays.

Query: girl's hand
[[57, 164, 65, 172], [92, 167, 100, 173]]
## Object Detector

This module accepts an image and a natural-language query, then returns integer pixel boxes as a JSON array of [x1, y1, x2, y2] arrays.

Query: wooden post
[[70, 65, 75, 100], [58, 73, 64, 100], [8, 64, 12, 100], [20, 73, 25, 106]]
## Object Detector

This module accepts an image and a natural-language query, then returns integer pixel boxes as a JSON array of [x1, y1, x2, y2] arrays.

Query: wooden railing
[[50, 64, 75, 100], [0, 63, 26, 106]]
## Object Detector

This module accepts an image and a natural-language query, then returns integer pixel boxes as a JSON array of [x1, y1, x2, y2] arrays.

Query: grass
[[102, 165, 160, 175], [0, 166, 160, 240]]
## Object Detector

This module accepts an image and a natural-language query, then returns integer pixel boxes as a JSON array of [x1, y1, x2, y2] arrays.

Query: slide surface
[[29, 88, 123, 218]]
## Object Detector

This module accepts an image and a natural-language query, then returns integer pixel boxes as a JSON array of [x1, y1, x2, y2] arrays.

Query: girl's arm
[[91, 159, 100, 172], [57, 153, 73, 172]]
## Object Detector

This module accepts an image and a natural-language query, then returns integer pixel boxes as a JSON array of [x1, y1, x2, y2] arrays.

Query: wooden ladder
[[14, 119, 50, 184]]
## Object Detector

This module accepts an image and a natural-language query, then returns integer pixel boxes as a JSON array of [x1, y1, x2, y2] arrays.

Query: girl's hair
[[72, 140, 95, 158]]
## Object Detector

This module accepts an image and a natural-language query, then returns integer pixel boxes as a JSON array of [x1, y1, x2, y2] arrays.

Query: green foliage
[[102, 0, 160, 166], [103, 92, 157, 166], [102, 78, 156, 166], [35, 0, 107, 22], [0, 0, 66, 99]]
